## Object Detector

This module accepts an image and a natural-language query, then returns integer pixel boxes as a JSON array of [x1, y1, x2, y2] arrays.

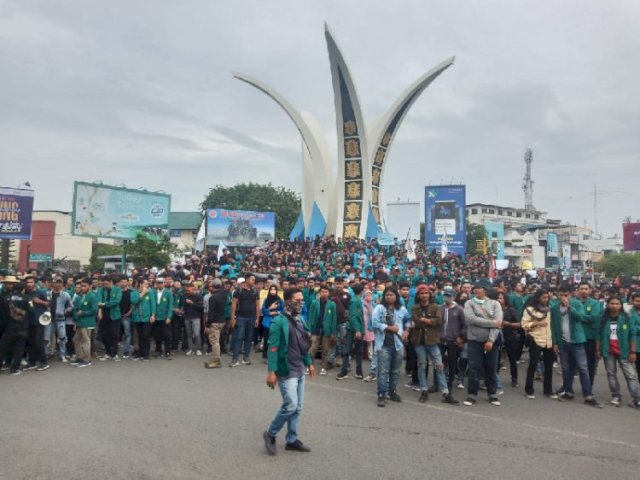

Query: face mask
[[287, 300, 303, 314]]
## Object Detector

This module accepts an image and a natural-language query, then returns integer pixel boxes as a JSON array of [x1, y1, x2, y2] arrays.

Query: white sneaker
[[456, 381, 465, 389], [610, 397, 621, 407], [60, 357, 68, 363], [490, 398, 502, 406], [113, 355, 121, 362], [196, 350, 203, 356], [185, 350, 193, 356], [320, 368, 327, 376], [526, 394, 536, 400]]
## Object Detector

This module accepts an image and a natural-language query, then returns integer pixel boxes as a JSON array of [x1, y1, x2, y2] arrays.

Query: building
[[168, 212, 201, 251], [466, 203, 546, 227]]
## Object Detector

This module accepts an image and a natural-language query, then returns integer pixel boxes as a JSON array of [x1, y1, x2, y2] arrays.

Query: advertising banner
[[546, 232, 559, 257], [0, 187, 34, 240], [623, 223, 640, 251], [425, 185, 466, 256], [562, 244, 572, 269], [72, 182, 171, 240], [206, 209, 275, 247], [377, 233, 395, 246], [484, 220, 505, 260]]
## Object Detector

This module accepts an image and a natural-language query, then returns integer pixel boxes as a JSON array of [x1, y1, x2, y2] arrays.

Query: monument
[[233, 24, 454, 239]]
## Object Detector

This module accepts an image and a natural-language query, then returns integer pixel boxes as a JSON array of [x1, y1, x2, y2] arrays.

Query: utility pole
[[522, 148, 535, 211], [590, 184, 621, 236]]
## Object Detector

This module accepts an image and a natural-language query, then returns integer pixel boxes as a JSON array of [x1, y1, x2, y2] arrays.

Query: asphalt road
[[1, 353, 639, 480]]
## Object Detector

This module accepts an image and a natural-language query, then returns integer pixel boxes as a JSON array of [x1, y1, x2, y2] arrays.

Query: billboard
[[0, 187, 34, 240], [546, 232, 559, 257], [206, 209, 275, 247], [425, 185, 466, 256], [623, 222, 640, 251], [72, 182, 171, 240], [484, 221, 505, 260], [385, 202, 420, 239]]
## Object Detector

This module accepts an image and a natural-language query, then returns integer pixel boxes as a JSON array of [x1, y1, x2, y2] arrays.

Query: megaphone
[[38, 312, 52, 326]]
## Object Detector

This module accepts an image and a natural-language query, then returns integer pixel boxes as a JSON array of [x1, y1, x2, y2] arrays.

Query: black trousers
[[170, 315, 183, 351], [152, 321, 172, 354], [27, 322, 46, 365], [65, 324, 76, 356], [504, 334, 525, 382], [585, 339, 598, 386], [136, 323, 151, 360], [439, 342, 461, 390], [525, 341, 554, 395], [105, 319, 122, 357], [0, 324, 28, 371]]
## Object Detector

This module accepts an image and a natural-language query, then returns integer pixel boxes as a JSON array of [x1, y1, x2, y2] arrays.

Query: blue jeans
[[232, 317, 255, 361], [559, 342, 592, 397], [415, 344, 449, 393], [54, 321, 67, 359], [121, 316, 132, 356], [604, 355, 640, 402], [328, 323, 347, 364], [467, 340, 499, 399], [267, 375, 305, 444], [377, 345, 403, 396], [43, 323, 53, 356]]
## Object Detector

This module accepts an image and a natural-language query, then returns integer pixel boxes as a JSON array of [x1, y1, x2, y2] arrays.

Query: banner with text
[[425, 185, 466, 257], [206, 208, 275, 247], [0, 187, 34, 240]]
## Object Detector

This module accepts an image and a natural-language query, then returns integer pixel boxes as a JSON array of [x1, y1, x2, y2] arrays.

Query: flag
[[194, 219, 205, 253], [217, 240, 227, 261], [406, 235, 416, 262], [441, 229, 448, 259]]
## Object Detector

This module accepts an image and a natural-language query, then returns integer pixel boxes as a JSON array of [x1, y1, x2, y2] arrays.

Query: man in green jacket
[[71, 278, 98, 368], [263, 288, 315, 456], [98, 275, 123, 361], [577, 281, 602, 386], [152, 277, 174, 359], [336, 283, 365, 380], [307, 285, 337, 375]]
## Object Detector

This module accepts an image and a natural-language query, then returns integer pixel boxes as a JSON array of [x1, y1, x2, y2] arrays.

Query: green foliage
[[200, 182, 301, 239], [466, 221, 487, 253], [596, 252, 640, 278], [88, 244, 122, 272], [126, 234, 177, 268]]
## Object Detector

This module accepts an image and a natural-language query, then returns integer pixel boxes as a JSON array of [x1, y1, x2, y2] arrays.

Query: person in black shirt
[[0, 276, 30, 375], [230, 274, 260, 367]]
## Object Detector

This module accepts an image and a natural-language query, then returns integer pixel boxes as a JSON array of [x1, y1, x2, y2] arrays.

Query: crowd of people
[[1, 236, 639, 414]]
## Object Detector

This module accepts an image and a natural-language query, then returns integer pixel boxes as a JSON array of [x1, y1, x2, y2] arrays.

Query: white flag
[[406, 236, 416, 261], [194, 219, 206, 253], [441, 230, 448, 259], [217, 240, 227, 261]]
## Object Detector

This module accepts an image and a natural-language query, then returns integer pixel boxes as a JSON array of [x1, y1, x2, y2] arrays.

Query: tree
[[466, 221, 487, 254], [596, 252, 640, 278], [126, 234, 177, 268], [200, 183, 300, 239]]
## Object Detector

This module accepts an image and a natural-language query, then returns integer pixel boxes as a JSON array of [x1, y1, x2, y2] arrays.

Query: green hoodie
[[551, 298, 587, 345]]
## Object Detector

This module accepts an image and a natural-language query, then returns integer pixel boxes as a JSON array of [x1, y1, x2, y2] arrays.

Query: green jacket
[[598, 313, 636, 359], [99, 286, 122, 320], [579, 297, 602, 340], [508, 293, 529, 319], [267, 314, 312, 377], [73, 291, 98, 329], [307, 299, 337, 336], [153, 288, 174, 321], [131, 290, 156, 323], [551, 298, 587, 345], [347, 296, 365, 334], [630, 308, 640, 353]]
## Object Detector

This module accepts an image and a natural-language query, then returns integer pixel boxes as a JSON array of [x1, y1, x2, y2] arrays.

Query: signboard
[[377, 233, 395, 246], [623, 222, 640, 251], [484, 221, 505, 260], [385, 202, 420, 240], [29, 253, 53, 262], [72, 182, 171, 240], [0, 187, 34, 240], [562, 244, 572, 269], [206, 208, 275, 247], [425, 185, 466, 256], [546, 232, 559, 257]]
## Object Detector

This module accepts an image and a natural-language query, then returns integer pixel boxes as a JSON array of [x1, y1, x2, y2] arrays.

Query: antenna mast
[[522, 148, 535, 211]]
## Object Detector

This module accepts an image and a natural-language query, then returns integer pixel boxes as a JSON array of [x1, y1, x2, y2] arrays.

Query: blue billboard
[[206, 209, 275, 247], [425, 185, 466, 257], [484, 221, 505, 260]]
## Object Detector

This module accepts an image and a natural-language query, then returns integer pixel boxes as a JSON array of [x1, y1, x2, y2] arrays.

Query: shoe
[[510, 380, 519, 388], [69, 360, 82, 366], [377, 394, 386, 407], [442, 394, 460, 405], [1, 364, 9, 371], [456, 380, 465, 390], [364, 374, 376, 382], [545, 393, 559, 400], [419, 391, 429, 403], [196, 350, 203, 356], [496, 389, 504, 396], [25, 364, 37, 371], [122, 354, 130, 359], [336, 372, 348, 380], [584, 396, 603, 408], [164, 354, 172, 361], [205, 361, 222, 369], [526, 393, 536, 399], [285, 439, 311, 452], [185, 350, 193, 356], [632, 401, 640, 410], [36, 364, 50, 371], [98, 355, 110, 361], [490, 398, 502, 406], [113, 355, 121, 362], [61, 357, 68, 363], [610, 396, 621, 407], [355, 373, 363, 379], [241, 358, 251, 365], [389, 391, 402, 403], [142, 358, 149, 362], [558, 392, 574, 401], [404, 383, 419, 391], [77, 361, 91, 368], [132, 356, 141, 361], [428, 385, 438, 394], [229, 361, 240, 368], [319, 368, 327, 376], [10, 369, 22, 376], [463, 398, 477, 406], [263, 431, 276, 456]]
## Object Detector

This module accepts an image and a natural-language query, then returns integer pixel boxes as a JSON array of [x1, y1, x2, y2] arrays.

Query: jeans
[[43, 323, 53, 356], [525, 341, 554, 395], [440, 342, 461, 390], [54, 321, 67, 359], [377, 345, 403, 396], [504, 333, 524, 382], [467, 340, 499, 399], [184, 317, 202, 352], [328, 323, 347, 365], [604, 355, 640, 402], [585, 339, 598, 386], [231, 317, 255, 361], [121, 316, 132, 356], [416, 344, 449, 393], [267, 374, 305, 444], [369, 345, 378, 375], [559, 342, 592, 397], [340, 330, 363, 376]]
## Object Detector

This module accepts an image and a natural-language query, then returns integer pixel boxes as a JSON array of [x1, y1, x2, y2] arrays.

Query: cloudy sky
[[2, 0, 639, 237]]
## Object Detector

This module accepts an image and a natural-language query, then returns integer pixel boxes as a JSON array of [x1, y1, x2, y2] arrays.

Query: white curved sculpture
[[232, 25, 454, 239]]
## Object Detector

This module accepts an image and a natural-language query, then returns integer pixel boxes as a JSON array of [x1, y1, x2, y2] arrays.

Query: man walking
[[205, 279, 227, 369], [0, 276, 30, 375], [263, 288, 315, 455], [308, 285, 337, 375], [230, 274, 260, 367]]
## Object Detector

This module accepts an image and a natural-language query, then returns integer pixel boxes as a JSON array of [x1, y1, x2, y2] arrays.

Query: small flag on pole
[[217, 240, 227, 261], [194, 218, 206, 253], [406, 230, 416, 261]]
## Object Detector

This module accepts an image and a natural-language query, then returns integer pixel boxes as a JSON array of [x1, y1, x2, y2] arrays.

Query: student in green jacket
[[98, 275, 123, 361], [131, 278, 156, 361], [336, 283, 365, 380], [308, 285, 337, 375], [508, 283, 528, 320], [263, 288, 315, 456], [71, 278, 98, 368], [152, 277, 174, 359], [577, 281, 602, 386], [630, 292, 640, 376], [596, 296, 640, 409]]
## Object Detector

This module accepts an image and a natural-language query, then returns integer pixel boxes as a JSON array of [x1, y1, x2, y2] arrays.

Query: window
[[471, 208, 478, 214], [481, 208, 487, 213], [498, 210, 503, 215], [534, 215, 539, 220], [526, 214, 531, 219], [516, 212, 522, 218], [488, 209, 495, 214], [507, 211, 513, 216]]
